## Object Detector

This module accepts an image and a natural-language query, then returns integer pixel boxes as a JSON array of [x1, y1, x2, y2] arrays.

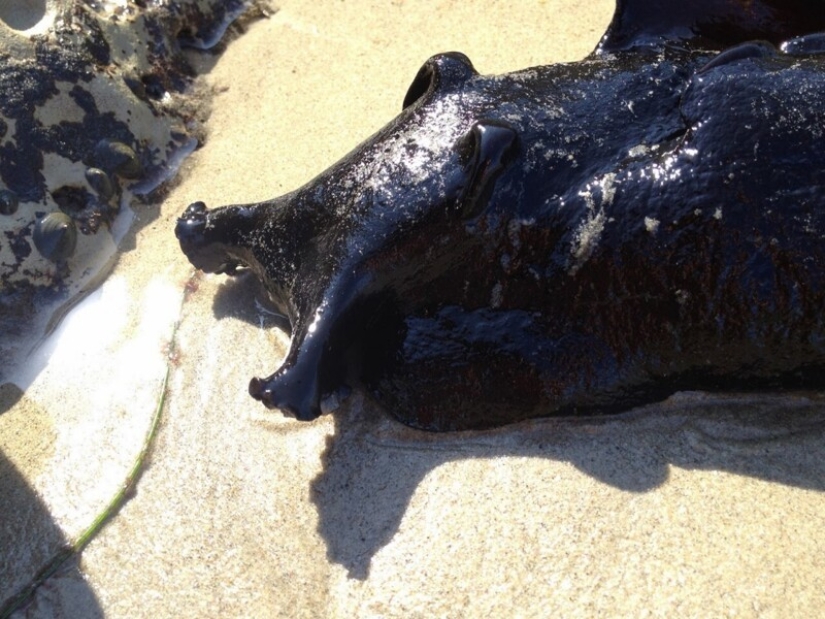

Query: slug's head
[[175, 201, 245, 275], [175, 51, 526, 424]]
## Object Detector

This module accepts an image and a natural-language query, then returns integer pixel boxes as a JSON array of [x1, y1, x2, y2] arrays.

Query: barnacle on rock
[[84, 167, 115, 201], [33, 212, 77, 263], [0, 189, 18, 215], [93, 139, 143, 180]]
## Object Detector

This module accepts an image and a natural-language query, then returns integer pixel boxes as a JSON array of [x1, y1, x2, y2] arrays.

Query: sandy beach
[[2, 1, 825, 617]]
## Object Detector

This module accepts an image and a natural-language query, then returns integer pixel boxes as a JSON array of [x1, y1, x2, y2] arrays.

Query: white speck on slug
[[569, 173, 616, 274], [644, 216, 660, 234]]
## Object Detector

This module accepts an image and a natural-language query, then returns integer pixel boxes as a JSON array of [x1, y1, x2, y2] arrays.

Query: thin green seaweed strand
[[0, 282, 189, 618], [0, 367, 169, 618]]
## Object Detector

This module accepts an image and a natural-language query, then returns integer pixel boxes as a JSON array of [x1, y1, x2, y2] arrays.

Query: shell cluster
[[0, 0, 268, 377]]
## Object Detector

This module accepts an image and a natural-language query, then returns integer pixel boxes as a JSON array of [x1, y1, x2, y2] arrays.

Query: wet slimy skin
[[177, 0, 825, 431]]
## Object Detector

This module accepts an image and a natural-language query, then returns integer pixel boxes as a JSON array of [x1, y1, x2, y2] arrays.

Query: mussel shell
[[93, 139, 143, 179], [33, 212, 78, 262], [0, 189, 19, 215], [85, 167, 115, 200]]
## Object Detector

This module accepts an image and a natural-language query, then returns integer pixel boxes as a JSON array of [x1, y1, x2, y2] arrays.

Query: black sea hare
[[176, 0, 825, 430]]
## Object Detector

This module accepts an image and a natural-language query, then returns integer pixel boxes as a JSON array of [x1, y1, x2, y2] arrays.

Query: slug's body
[[176, 0, 825, 430]]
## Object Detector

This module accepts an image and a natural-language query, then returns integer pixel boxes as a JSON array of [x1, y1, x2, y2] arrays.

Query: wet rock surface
[[0, 0, 266, 381]]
